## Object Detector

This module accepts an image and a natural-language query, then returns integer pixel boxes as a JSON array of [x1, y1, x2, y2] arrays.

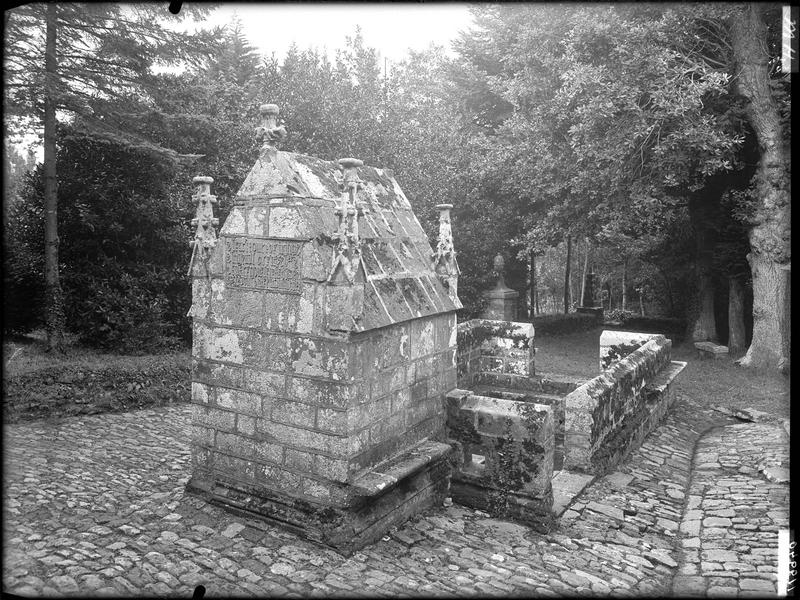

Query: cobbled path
[[672, 422, 790, 598], [3, 393, 789, 597]]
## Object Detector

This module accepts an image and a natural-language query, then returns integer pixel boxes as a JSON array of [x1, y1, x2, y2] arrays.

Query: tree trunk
[[737, 255, 790, 369], [639, 291, 645, 316], [691, 271, 717, 342], [658, 266, 675, 315], [621, 258, 628, 313], [569, 267, 575, 313], [728, 276, 747, 356], [529, 250, 538, 318], [580, 237, 589, 306], [44, 3, 65, 353], [729, 4, 791, 371], [688, 195, 718, 342], [563, 235, 571, 313]]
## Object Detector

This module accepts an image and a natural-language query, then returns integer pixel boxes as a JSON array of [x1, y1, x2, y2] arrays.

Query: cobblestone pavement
[[672, 422, 790, 598], [3, 393, 789, 597]]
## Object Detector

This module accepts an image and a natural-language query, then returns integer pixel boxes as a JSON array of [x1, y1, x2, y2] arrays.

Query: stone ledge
[[644, 360, 687, 398], [551, 470, 595, 517], [187, 440, 452, 554], [694, 341, 728, 359], [350, 439, 452, 497]]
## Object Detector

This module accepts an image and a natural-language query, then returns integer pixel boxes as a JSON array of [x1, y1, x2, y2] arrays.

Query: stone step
[[644, 360, 687, 398], [350, 439, 452, 498], [551, 470, 595, 517]]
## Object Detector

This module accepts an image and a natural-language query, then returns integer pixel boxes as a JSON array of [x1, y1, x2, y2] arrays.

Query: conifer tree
[[4, 3, 218, 351]]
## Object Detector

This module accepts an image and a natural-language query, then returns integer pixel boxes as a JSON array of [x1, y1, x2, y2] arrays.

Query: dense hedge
[[532, 313, 599, 336], [4, 127, 193, 351], [603, 316, 686, 341], [3, 354, 190, 423]]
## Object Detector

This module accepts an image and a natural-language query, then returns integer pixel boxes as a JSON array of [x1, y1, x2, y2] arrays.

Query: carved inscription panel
[[225, 237, 303, 293]]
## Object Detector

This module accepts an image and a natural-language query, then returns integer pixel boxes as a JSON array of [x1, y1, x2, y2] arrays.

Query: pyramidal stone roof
[[216, 142, 462, 333]]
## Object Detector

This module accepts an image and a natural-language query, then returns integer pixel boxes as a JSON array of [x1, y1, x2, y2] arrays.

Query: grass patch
[[3, 331, 181, 376], [534, 326, 789, 419], [3, 332, 190, 424]]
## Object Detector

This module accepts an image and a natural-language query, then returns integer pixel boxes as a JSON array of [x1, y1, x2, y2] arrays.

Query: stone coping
[[644, 361, 687, 396], [350, 439, 451, 498]]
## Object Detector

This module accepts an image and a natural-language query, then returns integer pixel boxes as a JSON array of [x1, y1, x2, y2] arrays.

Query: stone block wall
[[456, 320, 535, 389], [189, 309, 456, 507], [478, 388, 571, 471], [564, 334, 676, 474], [347, 312, 457, 473], [445, 389, 554, 531]]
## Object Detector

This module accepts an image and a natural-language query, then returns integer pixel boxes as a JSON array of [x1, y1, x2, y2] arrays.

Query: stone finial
[[431, 203, 460, 302], [256, 103, 287, 149], [338, 158, 364, 195], [435, 204, 455, 256], [193, 175, 213, 197], [188, 175, 219, 278]]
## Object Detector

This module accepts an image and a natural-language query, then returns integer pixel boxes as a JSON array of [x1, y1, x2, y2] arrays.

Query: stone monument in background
[[482, 254, 519, 321], [186, 104, 462, 552]]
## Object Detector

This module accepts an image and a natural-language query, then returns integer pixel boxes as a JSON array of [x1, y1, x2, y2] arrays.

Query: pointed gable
[[214, 145, 461, 334]]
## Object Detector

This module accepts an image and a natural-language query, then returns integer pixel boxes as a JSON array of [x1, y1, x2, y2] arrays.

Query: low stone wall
[[445, 389, 554, 531], [456, 320, 535, 389], [598, 330, 658, 371], [564, 333, 685, 474]]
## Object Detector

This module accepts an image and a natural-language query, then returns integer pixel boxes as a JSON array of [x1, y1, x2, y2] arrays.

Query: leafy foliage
[[10, 127, 190, 352], [4, 3, 219, 144], [3, 171, 46, 335], [4, 5, 774, 356]]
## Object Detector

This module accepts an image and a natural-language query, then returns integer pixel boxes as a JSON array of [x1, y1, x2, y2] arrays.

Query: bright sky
[[187, 2, 476, 64]]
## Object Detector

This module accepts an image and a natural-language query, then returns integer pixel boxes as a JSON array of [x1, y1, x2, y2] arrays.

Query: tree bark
[[44, 3, 65, 353], [728, 276, 747, 355], [658, 266, 675, 316], [691, 271, 717, 341], [688, 196, 718, 342], [621, 258, 628, 313], [729, 4, 791, 371], [580, 237, 589, 306], [529, 250, 538, 317], [563, 235, 572, 313]]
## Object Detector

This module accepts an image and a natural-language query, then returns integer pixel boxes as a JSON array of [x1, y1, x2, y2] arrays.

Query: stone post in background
[[482, 253, 519, 321]]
